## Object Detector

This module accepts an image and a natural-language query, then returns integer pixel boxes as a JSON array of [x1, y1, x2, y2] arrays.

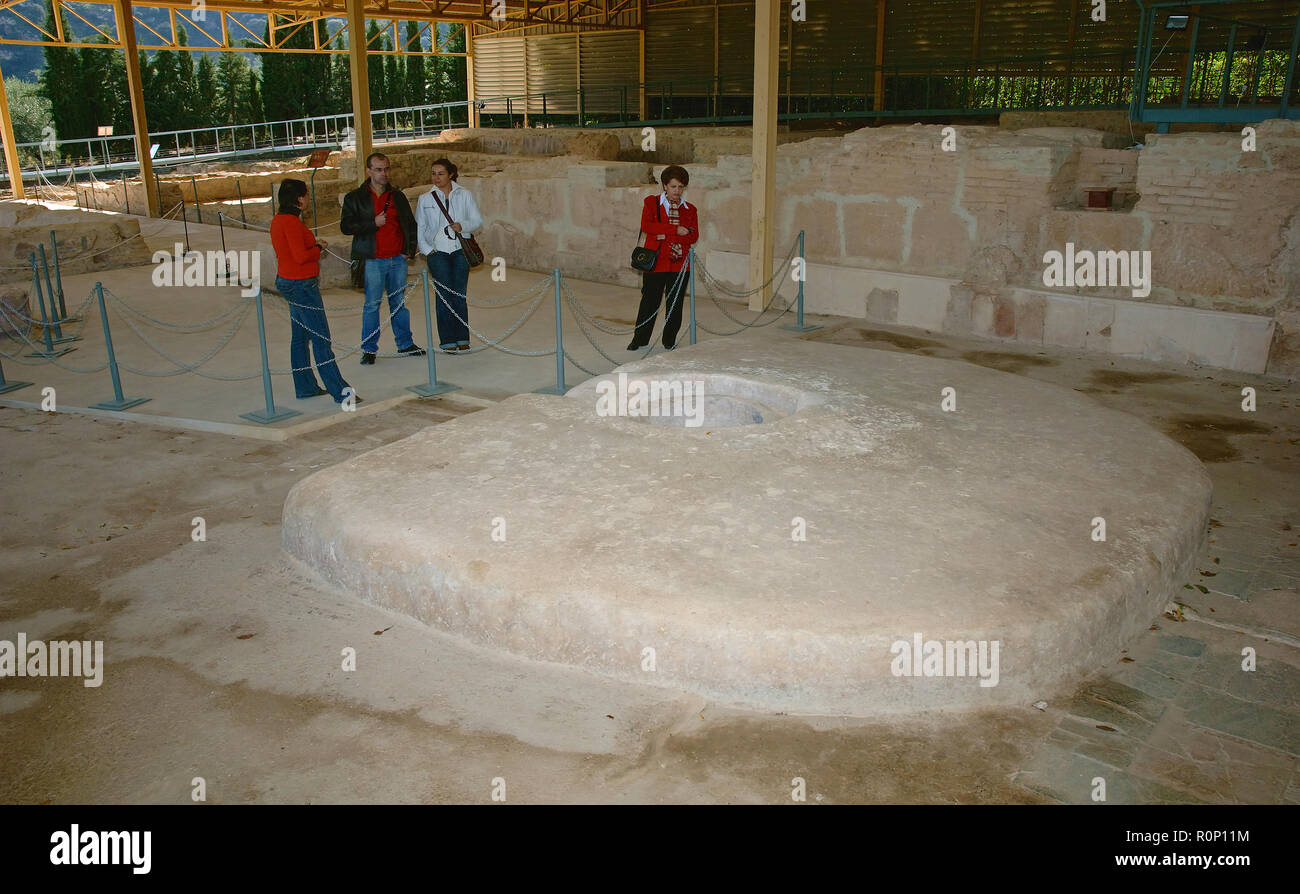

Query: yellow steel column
[[0, 59, 25, 200], [748, 0, 780, 311], [113, 0, 157, 216], [466, 26, 479, 128], [346, 0, 373, 167]]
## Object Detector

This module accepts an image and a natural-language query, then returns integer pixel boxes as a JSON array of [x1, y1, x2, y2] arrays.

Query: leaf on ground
[[1195, 585, 1209, 593], [605, 714, 614, 719], [236, 633, 255, 640], [374, 625, 393, 636], [1096, 725, 1117, 732], [1183, 583, 1193, 589], [1200, 570, 1217, 577], [1120, 657, 1135, 663]]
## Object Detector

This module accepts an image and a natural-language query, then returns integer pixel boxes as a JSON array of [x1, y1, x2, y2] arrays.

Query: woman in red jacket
[[628, 165, 699, 350], [270, 179, 357, 404]]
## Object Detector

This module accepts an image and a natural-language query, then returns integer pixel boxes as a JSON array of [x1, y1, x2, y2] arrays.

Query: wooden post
[[748, 0, 780, 311], [113, 0, 158, 216], [0, 58, 25, 200], [346, 0, 373, 168]]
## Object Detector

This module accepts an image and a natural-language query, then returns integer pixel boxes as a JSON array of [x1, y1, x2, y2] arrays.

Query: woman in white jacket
[[416, 158, 483, 352]]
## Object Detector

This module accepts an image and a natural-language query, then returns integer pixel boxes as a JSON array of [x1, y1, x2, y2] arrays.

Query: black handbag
[[630, 201, 663, 272], [432, 190, 485, 268]]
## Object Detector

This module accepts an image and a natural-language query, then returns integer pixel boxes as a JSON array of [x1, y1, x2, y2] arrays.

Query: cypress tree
[[405, 21, 426, 107]]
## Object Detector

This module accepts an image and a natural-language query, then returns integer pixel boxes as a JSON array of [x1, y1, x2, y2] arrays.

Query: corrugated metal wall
[[580, 32, 642, 114], [472, 0, 1298, 109], [526, 34, 577, 113]]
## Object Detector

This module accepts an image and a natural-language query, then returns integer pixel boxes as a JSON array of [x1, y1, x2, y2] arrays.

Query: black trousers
[[630, 270, 688, 348]]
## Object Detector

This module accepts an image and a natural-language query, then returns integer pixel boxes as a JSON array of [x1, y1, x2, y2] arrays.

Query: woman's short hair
[[277, 178, 308, 215], [431, 158, 459, 181], [660, 165, 689, 187]]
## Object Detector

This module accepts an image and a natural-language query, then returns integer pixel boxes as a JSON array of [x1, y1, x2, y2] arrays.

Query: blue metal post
[[37, 245, 76, 345], [0, 353, 33, 395], [534, 270, 567, 395], [26, 254, 72, 358], [239, 288, 301, 424], [783, 230, 822, 333], [47, 234, 67, 319], [407, 269, 460, 398], [689, 246, 697, 346], [89, 283, 148, 411]]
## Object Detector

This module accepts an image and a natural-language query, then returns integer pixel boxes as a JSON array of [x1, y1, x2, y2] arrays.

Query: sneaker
[[398, 345, 426, 357], [456, 344, 471, 352], [360, 352, 376, 365]]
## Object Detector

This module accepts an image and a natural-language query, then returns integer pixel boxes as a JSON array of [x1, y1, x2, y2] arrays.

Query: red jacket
[[270, 212, 323, 279], [640, 193, 699, 273]]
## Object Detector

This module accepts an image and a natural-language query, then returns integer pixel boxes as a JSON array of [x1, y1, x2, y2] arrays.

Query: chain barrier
[[0, 300, 110, 374], [429, 278, 556, 357], [110, 291, 261, 380], [107, 287, 252, 332], [262, 286, 425, 373]]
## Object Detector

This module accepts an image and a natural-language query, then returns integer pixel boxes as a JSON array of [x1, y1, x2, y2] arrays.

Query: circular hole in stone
[[587, 373, 811, 429]]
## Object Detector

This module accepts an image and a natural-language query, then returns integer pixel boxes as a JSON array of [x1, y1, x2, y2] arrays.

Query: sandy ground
[[1, 311, 1296, 805]]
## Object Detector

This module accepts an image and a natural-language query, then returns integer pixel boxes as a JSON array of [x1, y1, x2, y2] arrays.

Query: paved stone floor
[[0, 312, 1295, 804]]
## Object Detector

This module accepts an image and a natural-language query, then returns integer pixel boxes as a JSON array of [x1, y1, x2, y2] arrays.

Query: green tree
[[366, 21, 385, 110], [176, 26, 197, 128], [329, 39, 352, 114], [196, 54, 218, 121], [4, 76, 52, 143], [404, 21, 425, 106], [215, 51, 252, 125], [39, 2, 87, 144]]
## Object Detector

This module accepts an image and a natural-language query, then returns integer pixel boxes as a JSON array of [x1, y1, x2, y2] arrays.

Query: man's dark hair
[[277, 178, 307, 215], [660, 165, 689, 187], [431, 157, 459, 181], [365, 152, 389, 170]]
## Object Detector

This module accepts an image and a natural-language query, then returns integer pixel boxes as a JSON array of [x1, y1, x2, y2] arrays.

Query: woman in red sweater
[[270, 179, 356, 404], [628, 165, 699, 351]]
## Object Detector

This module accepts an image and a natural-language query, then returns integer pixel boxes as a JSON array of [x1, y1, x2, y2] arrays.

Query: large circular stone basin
[[281, 337, 1211, 714]]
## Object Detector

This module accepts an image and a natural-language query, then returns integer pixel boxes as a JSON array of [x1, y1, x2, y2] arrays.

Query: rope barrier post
[[218, 212, 228, 276], [534, 270, 567, 395], [689, 246, 697, 346], [190, 176, 202, 224], [407, 268, 459, 398], [47, 232, 68, 319], [89, 283, 148, 411], [781, 230, 822, 333], [236, 180, 247, 228], [122, 172, 130, 215], [154, 172, 163, 218], [239, 288, 301, 425], [0, 352, 33, 395], [25, 253, 72, 358], [180, 198, 190, 254], [38, 245, 77, 345]]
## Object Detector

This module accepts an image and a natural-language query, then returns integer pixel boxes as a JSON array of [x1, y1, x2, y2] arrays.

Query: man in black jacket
[[340, 152, 424, 364]]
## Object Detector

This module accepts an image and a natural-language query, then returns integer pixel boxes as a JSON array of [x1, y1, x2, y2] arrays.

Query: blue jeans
[[276, 275, 351, 401], [426, 250, 470, 349], [360, 255, 415, 353]]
